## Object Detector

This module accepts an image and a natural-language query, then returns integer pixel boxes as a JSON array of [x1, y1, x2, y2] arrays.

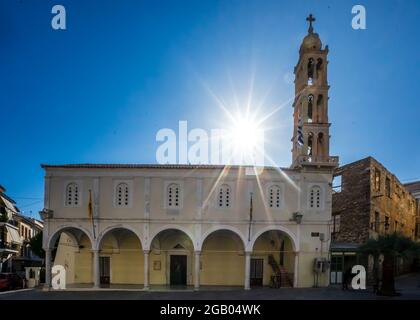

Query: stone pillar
[[244, 252, 251, 290], [93, 249, 100, 288], [144, 250, 150, 289], [45, 248, 52, 289], [294, 252, 299, 288], [194, 251, 201, 290]]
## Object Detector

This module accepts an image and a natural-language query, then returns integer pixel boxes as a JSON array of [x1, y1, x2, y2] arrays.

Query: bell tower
[[291, 14, 338, 169]]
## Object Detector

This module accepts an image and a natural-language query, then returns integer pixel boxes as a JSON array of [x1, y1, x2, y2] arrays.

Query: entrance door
[[170, 255, 187, 286], [99, 256, 110, 286], [330, 255, 343, 284], [250, 258, 264, 286]]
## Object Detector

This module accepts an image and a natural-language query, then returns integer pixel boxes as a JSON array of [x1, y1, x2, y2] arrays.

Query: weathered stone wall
[[332, 157, 419, 245], [369, 157, 418, 240], [332, 157, 371, 244]]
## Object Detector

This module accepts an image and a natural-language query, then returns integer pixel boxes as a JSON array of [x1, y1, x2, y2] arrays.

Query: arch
[[316, 95, 324, 122], [146, 225, 197, 251], [307, 94, 314, 122], [247, 225, 298, 252], [316, 58, 324, 83], [307, 132, 314, 156], [95, 224, 143, 251], [307, 57, 315, 80], [317, 132, 324, 158], [46, 224, 94, 250], [198, 225, 247, 251]]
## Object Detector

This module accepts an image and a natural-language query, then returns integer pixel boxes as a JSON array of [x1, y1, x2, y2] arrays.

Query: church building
[[40, 15, 338, 290]]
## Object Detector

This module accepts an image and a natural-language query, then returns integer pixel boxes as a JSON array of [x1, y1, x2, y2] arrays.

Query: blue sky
[[1, 0, 419, 218]]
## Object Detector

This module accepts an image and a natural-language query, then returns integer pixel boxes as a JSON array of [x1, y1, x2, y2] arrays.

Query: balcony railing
[[0, 241, 19, 252], [295, 155, 339, 167]]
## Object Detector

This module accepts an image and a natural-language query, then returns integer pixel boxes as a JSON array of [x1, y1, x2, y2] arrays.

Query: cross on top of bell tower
[[306, 14, 315, 34]]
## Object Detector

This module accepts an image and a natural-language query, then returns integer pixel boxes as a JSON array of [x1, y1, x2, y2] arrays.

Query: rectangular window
[[374, 168, 381, 192], [385, 177, 391, 197], [332, 175, 342, 193], [385, 216, 390, 232], [374, 211, 380, 232], [333, 215, 341, 233]]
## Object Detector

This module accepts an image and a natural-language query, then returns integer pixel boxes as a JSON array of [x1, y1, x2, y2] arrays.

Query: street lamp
[[290, 212, 303, 224], [39, 209, 53, 220]]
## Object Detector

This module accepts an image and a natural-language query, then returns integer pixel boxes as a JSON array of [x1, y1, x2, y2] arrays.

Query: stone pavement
[[1, 273, 419, 300]]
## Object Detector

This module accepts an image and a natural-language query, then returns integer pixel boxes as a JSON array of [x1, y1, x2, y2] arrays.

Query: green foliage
[[359, 233, 420, 258], [359, 233, 420, 296], [29, 231, 45, 259]]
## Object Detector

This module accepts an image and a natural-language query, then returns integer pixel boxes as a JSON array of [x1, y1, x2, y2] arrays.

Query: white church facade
[[40, 15, 338, 290]]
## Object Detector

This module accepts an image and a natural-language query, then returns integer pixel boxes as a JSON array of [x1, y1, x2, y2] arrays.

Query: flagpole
[[89, 189, 96, 240], [248, 192, 253, 242]]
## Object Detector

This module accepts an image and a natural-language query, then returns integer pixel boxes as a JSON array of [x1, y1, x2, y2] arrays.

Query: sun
[[229, 113, 265, 164]]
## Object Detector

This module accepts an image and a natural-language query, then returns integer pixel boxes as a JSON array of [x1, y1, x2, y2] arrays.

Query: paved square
[[1, 273, 419, 300]]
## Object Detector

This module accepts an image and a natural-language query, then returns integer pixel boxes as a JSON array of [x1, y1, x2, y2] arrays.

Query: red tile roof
[[41, 163, 290, 171]]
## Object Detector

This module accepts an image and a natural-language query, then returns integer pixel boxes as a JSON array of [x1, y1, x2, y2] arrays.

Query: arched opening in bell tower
[[318, 132, 324, 159], [307, 58, 314, 85], [307, 95, 314, 122], [316, 58, 323, 83], [307, 132, 313, 157], [316, 95, 323, 122]]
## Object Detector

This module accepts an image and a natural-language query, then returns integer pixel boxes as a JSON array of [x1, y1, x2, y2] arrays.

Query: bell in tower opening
[[291, 14, 338, 170]]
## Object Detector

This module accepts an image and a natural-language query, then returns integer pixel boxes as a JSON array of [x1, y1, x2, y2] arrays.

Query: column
[[294, 252, 299, 288], [194, 251, 201, 290], [45, 248, 52, 289], [93, 249, 100, 288], [244, 252, 251, 290], [144, 250, 150, 289]]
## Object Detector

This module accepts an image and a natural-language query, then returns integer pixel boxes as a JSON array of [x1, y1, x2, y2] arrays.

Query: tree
[[29, 231, 44, 259], [359, 233, 420, 296]]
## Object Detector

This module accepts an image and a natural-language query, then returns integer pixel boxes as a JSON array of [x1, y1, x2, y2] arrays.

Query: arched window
[[307, 132, 314, 157], [309, 185, 322, 209], [316, 58, 323, 82], [268, 185, 282, 208], [65, 183, 79, 206], [116, 183, 129, 207], [167, 183, 180, 208], [218, 184, 231, 208], [307, 58, 314, 83], [307, 94, 314, 122], [316, 95, 323, 122], [318, 132, 324, 158]]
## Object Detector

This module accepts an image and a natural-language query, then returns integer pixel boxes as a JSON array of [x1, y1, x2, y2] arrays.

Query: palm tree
[[359, 233, 420, 296]]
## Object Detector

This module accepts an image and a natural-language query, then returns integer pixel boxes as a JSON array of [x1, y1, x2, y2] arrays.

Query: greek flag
[[297, 114, 304, 147]]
